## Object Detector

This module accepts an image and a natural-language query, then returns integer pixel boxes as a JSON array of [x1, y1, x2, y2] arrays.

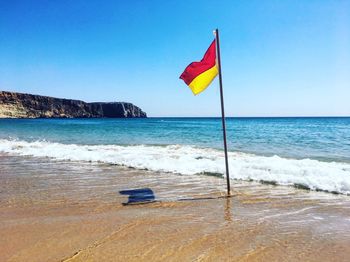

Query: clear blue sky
[[1, 0, 349, 116]]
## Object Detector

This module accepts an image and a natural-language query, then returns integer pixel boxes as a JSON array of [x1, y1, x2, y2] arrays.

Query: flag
[[179, 40, 218, 95]]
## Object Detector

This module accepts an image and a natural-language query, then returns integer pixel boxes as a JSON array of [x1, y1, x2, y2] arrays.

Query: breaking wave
[[1, 139, 350, 195]]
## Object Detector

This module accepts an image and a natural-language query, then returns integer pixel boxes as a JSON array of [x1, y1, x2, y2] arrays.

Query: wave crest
[[1, 139, 350, 195]]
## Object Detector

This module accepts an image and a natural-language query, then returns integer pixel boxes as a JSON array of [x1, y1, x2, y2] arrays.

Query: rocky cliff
[[0, 91, 147, 118]]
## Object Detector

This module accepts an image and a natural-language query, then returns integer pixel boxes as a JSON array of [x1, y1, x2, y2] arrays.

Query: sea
[[1, 117, 350, 195]]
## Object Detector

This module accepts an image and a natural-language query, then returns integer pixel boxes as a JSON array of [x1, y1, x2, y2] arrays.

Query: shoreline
[[1, 139, 350, 195], [1, 154, 350, 261]]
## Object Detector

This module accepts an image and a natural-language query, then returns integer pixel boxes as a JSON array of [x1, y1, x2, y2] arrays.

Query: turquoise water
[[1, 117, 350, 194], [0, 117, 349, 162]]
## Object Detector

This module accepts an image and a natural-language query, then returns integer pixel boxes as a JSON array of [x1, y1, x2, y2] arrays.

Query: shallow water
[[1, 155, 350, 261]]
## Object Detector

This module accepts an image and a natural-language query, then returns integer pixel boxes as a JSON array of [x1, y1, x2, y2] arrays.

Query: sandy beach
[[1, 154, 350, 262]]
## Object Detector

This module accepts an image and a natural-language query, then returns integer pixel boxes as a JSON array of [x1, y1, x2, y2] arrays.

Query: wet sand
[[1, 154, 350, 261]]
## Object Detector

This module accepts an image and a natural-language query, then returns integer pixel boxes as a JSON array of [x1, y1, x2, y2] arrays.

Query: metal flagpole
[[215, 28, 231, 196]]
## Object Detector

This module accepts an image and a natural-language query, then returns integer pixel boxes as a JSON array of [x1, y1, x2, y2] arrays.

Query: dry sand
[[1, 154, 350, 261]]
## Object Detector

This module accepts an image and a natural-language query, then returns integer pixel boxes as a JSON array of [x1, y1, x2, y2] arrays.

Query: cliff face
[[0, 91, 147, 118]]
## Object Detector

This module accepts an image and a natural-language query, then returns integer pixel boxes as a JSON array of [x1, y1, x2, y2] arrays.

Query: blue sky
[[1, 0, 349, 116]]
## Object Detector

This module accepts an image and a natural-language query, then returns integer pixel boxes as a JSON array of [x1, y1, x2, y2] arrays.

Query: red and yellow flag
[[180, 40, 218, 95]]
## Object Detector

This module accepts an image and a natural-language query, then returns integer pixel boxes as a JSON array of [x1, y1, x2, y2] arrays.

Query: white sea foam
[[1, 139, 350, 195]]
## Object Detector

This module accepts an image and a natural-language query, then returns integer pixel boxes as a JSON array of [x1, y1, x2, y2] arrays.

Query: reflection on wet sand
[[1, 154, 350, 261], [225, 196, 233, 222]]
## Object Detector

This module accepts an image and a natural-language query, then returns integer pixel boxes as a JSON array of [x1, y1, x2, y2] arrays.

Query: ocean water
[[1, 117, 350, 194]]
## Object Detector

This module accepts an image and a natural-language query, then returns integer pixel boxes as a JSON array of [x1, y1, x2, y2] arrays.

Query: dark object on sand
[[119, 188, 155, 205]]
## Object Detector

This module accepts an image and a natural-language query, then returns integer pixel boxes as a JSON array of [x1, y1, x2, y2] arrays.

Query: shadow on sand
[[120, 188, 233, 207], [119, 188, 233, 222]]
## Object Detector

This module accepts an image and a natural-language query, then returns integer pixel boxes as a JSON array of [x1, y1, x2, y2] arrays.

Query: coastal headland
[[0, 91, 147, 118]]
